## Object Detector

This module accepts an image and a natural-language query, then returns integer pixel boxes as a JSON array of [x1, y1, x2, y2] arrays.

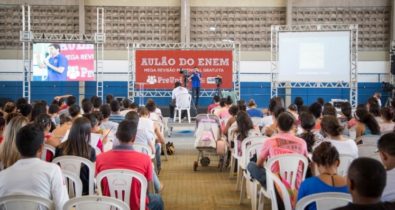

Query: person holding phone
[[188, 66, 201, 106], [43, 43, 68, 81]]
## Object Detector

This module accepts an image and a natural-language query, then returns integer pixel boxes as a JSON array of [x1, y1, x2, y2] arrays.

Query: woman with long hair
[[297, 142, 348, 210], [354, 108, 380, 144], [235, 111, 259, 155], [0, 115, 29, 169], [298, 112, 318, 153], [54, 117, 96, 195], [379, 107, 395, 134], [320, 115, 358, 158]]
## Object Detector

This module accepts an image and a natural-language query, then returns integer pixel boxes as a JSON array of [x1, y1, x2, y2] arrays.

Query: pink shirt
[[259, 132, 308, 189]]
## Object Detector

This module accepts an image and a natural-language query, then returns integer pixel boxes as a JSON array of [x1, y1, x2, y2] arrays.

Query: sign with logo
[[135, 50, 233, 89]]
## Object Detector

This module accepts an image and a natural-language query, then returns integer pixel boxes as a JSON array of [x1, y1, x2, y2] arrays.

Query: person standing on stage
[[189, 67, 201, 106], [43, 44, 68, 81]]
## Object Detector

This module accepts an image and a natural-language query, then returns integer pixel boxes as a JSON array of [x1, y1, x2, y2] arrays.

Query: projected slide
[[32, 43, 95, 81], [278, 31, 350, 82]]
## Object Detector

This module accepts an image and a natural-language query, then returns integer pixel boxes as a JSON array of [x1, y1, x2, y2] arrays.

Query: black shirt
[[333, 202, 395, 210]]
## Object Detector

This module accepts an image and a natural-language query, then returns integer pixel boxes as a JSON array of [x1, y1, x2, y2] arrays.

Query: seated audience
[[247, 112, 308, 188], [30, 101, 47, 122], [369, 102, 382, 124], [333, 157, 395, 210], [223, 105, 239, 136], [34, 113, 59, 148], [0, 124, 69, 210], [309, 102, 322, 131], [217, 96, 233, 119], [95, 120, 164, 210], [82, 99, 93, 114], [120, 99, 137, 116], [320, 115, 358, 159], [294, 96, 304, 114], [0, 115, 28, 169], [339, 102, 356, 136], [51, 114, 72, 142], [237, 100, 247, 112], [377, 133, 395, 202], [322, 103, 337, 117], [99, 104, 119, 133], [317, 97, 325, 106], [18, 103, 32, 118], [246, 99, 264, 118], [106, 94, 114, 104], [298, 142, 348, 210], [207, 95, 221, 113], [288, 104, 299, 120], [68, 104, 81, 121], [91, 95, 102, 112], [260, 97, 282, 129], [109, 100, 124, 123], [235, 111, 260, 155], [59, 95, 77, 116], [54, 117, 96, 195], [263, 106, 285, 137], [297, 112, 321, 153], [146, 99, 162, 121], [48, 103, 60, 126], [354, 108, 380, 144], [379, 107, 395, 134]]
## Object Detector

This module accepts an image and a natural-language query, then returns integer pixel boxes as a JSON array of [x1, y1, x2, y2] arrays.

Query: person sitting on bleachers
[[246, 99, 264, 118], [354, 108, 380, 144], [207, 95, 221, 114], [333, 157, 395, 210], [378, 133, 395, 202], [319, 115, 358, 159], [0, 124, 69, 210], [379, 107, 395, 134], [54, 117, 96, 196], [96, 120, 164, 210], [247, 112, 308, 188], [297, 142, 348, 210]]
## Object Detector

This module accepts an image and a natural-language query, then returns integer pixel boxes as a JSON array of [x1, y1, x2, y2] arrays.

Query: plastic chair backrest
[[41, 144, 55, 161], [52, 156, 95, 195], [61, 170, 83, 198], [239, 136, 266, 169], [63, 195, 130, 210], [175, 93, 191, 109], [266, 153, 309, 191], [295, 192, 352, 210], [338, 154, 355, 176], [96, 169, 147, 210], [132, 143, 155, 160], [266, 170, 292, 210], [0, 194, 54, 210]]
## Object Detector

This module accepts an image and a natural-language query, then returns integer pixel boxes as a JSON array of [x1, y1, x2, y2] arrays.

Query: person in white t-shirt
[[378, 133, 395, 202], [169, 81, 188, 121], [0, 124, 69, 210], [319, 115, 358, 159]]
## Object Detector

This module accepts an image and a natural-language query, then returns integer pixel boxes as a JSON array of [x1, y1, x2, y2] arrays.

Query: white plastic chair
[[96, 169, 148, 210], [257, 153, 309, 210], [295, 192, 352, 210], [132, 143, 155, 160], [174, 93, 192, 123], [52, 156, 95, 195], [337, 154, 356, 176], [40, 144, 55, 161], [62, 170, 83, 198], [0, 194, 54, 210], [266, 170, 292, 210], [63, 195, 130, 210]]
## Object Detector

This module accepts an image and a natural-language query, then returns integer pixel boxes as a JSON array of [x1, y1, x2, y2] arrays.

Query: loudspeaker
[[391, 54, 395, 75]]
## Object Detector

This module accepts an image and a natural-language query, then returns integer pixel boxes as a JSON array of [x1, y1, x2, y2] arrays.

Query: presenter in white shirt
[[0, 124, 69, 210], [169, 81, 188, 121]]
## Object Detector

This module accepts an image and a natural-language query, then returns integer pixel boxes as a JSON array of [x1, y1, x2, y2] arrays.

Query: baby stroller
[[193, 114, 225, 171]]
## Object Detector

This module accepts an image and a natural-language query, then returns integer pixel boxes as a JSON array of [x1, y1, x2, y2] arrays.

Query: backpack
[[166, 142, 175, 155]]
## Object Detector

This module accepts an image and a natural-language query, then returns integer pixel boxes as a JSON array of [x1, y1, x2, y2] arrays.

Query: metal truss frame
[[270, 24, 358, 108], [127, 42, 240, 102], [20, 6, 105, 101]]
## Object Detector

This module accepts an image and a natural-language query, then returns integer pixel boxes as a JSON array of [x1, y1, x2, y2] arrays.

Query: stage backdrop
[[135, 50, 233, 89]]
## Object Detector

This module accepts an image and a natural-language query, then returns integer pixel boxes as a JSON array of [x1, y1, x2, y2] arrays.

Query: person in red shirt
[[95, 120, 164, 210], [207, 95, 221, 114]]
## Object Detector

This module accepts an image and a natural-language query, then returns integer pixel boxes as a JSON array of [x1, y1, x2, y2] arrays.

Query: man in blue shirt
[[188, 67, 201, 106], [44, 44, 68, 81]]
